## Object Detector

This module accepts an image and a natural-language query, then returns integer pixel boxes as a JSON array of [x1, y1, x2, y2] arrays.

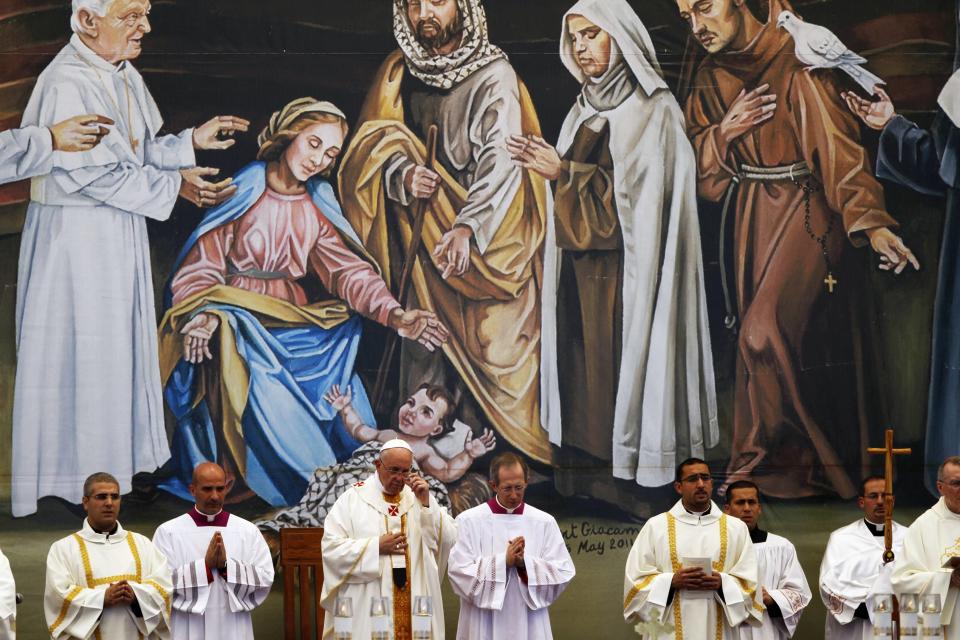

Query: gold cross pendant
[[824, 272, 837, 294]]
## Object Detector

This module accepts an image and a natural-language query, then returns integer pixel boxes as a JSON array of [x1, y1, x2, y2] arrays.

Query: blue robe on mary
[[875, 22, 960, 492], [159, 162, 375, 506]]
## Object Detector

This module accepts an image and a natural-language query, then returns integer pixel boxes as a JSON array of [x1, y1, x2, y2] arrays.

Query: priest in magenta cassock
[[819, 477, 906, 639], [892, 457, 960, 639], [623, 459, 762, 639], [153, 463, 274, 640], [321, 440, 456, 639], [44, 473, 172, 640], [448, 453, 575, 639]]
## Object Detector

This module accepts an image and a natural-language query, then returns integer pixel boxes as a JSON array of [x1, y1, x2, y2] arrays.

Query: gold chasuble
[[338, 51, 549, 462]]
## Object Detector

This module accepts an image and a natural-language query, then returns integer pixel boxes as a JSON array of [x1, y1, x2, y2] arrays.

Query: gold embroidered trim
[[712, 515, 728, 572], [623, 574, 658, 610], [393, 513, 412, 640], [666, 514, 683, 639], [145, 579, 172, 614], [72, 534, 94, 587], [715, 601, 723, 640], [48, 585, 83, 633], [127, 534, 143, 582]]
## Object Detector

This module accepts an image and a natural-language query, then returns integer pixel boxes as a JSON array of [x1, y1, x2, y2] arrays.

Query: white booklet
[[681, 556, 716, 600]]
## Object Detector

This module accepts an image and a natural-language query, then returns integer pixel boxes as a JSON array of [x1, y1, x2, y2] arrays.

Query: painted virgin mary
[[158, 98, 448, 506]]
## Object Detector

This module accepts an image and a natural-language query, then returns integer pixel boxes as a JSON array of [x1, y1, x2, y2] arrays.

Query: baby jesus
[[324, 382, 496, 483], [257, 383, 496, 536]]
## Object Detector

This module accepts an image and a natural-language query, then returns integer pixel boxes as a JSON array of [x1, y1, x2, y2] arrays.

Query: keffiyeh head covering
[[257, 97, 347, 149], [393, 0, 507, 90]]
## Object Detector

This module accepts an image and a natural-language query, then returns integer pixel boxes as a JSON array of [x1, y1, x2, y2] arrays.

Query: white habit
[[321, 473, 457, 639], [0, 125, 55, 184], [540, 0, 718, 486], [0, 547, 14, 640], [153, 509, 274, 639], [45, 520, 172, 639], [891, 498, 960, 639], [448, 499, 576, 639], [738, 531, 811, 639], [819, 519, 906, 639], [623, 500, 763, 639], [12, 33, 196, 516]]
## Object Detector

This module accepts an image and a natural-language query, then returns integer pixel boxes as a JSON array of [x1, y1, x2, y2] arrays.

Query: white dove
[[777, 10, 884, 95]]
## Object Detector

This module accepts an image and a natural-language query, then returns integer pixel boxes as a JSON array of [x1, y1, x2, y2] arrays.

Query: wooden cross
[[824, 272, 838, 294], [867, 429, 911, 564]]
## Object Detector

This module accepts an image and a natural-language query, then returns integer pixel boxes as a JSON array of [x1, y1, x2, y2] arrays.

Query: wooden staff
[[371, 124, 439, 412]]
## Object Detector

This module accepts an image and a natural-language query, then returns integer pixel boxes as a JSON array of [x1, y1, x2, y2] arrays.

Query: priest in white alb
[[0, 114, 111, 184], [321, 439, 457, 639], [0, 547, 14, 640], [623, 458, 763, 639], [819, 476, 906, 639], [12, 0, 248, 517], [44, 472, 172, 639], [724, 480, 811, 639], [892, 456, 960, 639], [448, 452, 575, 638], [153, 462, 274, 639]]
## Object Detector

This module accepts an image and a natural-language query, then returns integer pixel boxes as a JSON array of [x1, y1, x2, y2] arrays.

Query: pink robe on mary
[[171, 188, 400, 323]]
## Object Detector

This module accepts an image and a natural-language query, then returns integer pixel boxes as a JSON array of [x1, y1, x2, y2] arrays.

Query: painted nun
[[510, 0, 718, 497], [844, 1, 960, 495]]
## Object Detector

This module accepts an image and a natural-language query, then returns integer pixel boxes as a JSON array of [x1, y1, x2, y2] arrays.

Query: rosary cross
[[824, 272, 837, 293]]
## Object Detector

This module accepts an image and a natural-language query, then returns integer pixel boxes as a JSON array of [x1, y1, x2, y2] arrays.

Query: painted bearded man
[[338, 0, 550, 465]]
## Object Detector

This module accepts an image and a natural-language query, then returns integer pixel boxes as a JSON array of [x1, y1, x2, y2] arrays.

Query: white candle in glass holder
[[334, 596, 353, 639], [901, 593, 919, 637], [922, 593, 943, 637], [412, 595, 433, 639], [873, 594, 893, 639], [370, 596, 391, 639]]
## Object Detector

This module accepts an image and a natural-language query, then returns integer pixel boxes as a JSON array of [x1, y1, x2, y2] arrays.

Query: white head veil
[[559, 0, 667, 98]]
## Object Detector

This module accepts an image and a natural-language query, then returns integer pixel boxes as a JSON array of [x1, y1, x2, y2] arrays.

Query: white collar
[[70, 33, 128, 74], [495, 495, 519, 514], [934, 497, 960, 520], [79, 518, 127, 544], [939, 69, 960, 129], [194, 506, 223, 522]]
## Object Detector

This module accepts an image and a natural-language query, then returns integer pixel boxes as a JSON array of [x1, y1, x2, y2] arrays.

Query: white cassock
[[892, 498, 960, 639], [152, 510, 274, 640], [12, 32, 196, 516], [819, 519, 906, 639], [44, 520, 172, 639], [321, 473, 456, 639], [0, 547, 14, 640], [447, 499, 576, 639], [0, 125, 55, 184], [737, 532, 811, 639], [624, 500, 763, 639]]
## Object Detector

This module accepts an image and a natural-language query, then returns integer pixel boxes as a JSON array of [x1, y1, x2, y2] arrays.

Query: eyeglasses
[[88, 493, 121, 501], [384, 466, 412, 476], [939, 479, 960, 489]]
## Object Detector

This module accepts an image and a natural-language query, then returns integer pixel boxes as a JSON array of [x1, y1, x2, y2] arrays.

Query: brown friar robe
[[338, 51, 550, 463], [683, 0, 899, 498]]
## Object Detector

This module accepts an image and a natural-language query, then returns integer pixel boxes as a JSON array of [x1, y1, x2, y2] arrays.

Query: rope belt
[[718, 161, 812, 332]]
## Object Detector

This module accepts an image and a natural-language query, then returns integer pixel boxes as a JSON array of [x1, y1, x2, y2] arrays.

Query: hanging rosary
[[799, 178, 836, 293]]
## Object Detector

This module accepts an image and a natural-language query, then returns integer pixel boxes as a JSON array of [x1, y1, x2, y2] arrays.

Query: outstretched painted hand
[[323, 384, 354, 412], [180, 312, 220, 363], [465, 428, 497, 458], [387, 308, 450, 352]]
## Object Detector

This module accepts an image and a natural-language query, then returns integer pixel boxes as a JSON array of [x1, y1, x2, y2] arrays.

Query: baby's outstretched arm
[[420, 428, 497, 483], [324, 385, 381, 443]]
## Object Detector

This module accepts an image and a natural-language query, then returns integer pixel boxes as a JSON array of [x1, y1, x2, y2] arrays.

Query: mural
[[0, 0, 955, 636]]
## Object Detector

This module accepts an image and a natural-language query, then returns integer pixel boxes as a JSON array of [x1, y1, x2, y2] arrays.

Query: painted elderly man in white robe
[[892, 457, 960, 639], [509, 0, 717, 508], [624, 459, 762, 639], [153, 463, 273, 640], [724, 481, 811, 639], [0, 548, 14, 639], [449, 453, 575, 639], [12, 0, 247, 517], [820, 477, 906, 639], [45, 473, 172, 640], [321, 440, 456, 639]]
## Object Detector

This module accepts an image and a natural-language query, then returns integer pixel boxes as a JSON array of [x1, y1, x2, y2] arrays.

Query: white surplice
[[541, 0, 718, 486], [891, 498, 960, 639], [0, 547, 14, 640], [624, 500, 763, 639], [737, 532, 811, 639], [321, 473, 457, 639], [44, 520, 172, 639], [819, 519, 906, 639], [12, 33, 196, 516], [448, 499, 575, 639], [0, 125, 54, 185], [152, 510, 274, 640]]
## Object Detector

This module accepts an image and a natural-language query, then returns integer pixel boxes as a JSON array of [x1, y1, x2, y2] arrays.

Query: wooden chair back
[[280, 527, 325, 639]]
